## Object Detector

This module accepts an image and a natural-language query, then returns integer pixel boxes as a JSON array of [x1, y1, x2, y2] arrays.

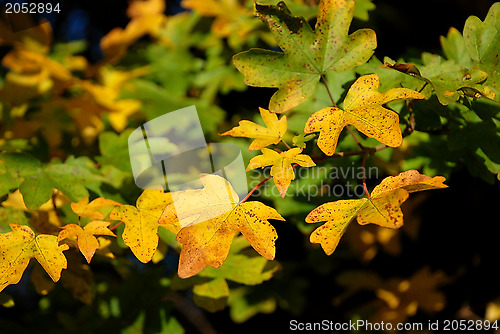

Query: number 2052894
[[4, 2, 61, 14]]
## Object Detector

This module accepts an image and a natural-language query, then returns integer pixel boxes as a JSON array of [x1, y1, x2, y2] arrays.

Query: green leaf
[[227, 287, 277, 323], [0, 208, 28, 232], [353, 0, 375, 21], [233, 0, 376, 113], [440, 27, 473, 67], [192, 278, 229, 312], [18, 158, 100, 210], [19, 173, 53, 211], [462, 3, 500, 93], [419, 53, 489, 105], [97, 130, 133, 173]]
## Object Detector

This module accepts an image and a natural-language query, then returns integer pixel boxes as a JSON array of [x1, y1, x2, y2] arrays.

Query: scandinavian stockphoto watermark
[[247, 163, 379, 200]]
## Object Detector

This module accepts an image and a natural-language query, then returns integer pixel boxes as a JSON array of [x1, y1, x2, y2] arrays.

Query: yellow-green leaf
[[233, 0, 377, 113]]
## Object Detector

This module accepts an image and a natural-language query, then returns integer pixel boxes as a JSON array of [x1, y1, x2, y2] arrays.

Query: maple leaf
[[176, 201, 285, 278], [233, 0, 377, 113], [160, 174, 240, 228], [220, 107, 287, 151], [71, 197, 121, 220], [463, 2, 500, 92], [306, 170, 447, 255], [304, 74, 425, 155], [109, 190, 177, 263], [57, 221, 116, 263], [160, 174, 285, 278], [246, 148, 315, 197], [0, 224, 69, 292]]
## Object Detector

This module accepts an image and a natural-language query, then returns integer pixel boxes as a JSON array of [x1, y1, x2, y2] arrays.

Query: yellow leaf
[[306, 170, 447, 255], [246, 148, 315, 197], [127, 0, 166, 18], [57, 221, 116, 263], [100, 15, 166, 63], [71, 197, 121, 220], [109, 190, 176, 263], [220, 107, 287, 151], [181, 0, 251, 40], [304, 74, 425, 155], [0, 224, 69, 292], [160, 174, 239, 228], [177, 201, 284, 278]]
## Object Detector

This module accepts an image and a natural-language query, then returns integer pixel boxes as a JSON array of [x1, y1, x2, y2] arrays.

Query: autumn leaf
[[233, 0, 376, 113], [109, 190, 176, 263], [160, 174, 284, 278], [306, 170, 447, 255], [0, 224, 69, 292], [57, 221, 116, 263], [71, 197, 121, 220], [220, 107, 287, 151], [304, 74, 425, 155], [176, 201, 285, 278], [246, 147, 315, 197], [160, 174, 240, 228]]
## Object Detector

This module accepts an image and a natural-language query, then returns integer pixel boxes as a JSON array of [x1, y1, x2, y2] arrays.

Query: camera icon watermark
[[128, 105, 248, 226]]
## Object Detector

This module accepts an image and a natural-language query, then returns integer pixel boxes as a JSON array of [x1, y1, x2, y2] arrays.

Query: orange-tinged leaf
[[246, 148, 315, 197], [371, 169, 448, 196], [57, 221, 115, 263], [177, 201, 285, 278], [0, 224, 69, 292], [306, 170, 447, 254], [304, 74, 425, 155], [109, 190, 176, 263], [220, 107, 287, 151], [71, 197, 121, 220]]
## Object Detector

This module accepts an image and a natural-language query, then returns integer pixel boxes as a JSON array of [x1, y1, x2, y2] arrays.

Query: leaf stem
[[241, 163, 301, 202], [109, 221, 123, 231], [361, 153, 371, 199], [321, 74, 337, 108], [240, 175, 273, 203], [281, 139, 291, 150]]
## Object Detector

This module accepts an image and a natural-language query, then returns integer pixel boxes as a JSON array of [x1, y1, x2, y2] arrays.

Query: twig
[[163, 292, 217, 334]]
